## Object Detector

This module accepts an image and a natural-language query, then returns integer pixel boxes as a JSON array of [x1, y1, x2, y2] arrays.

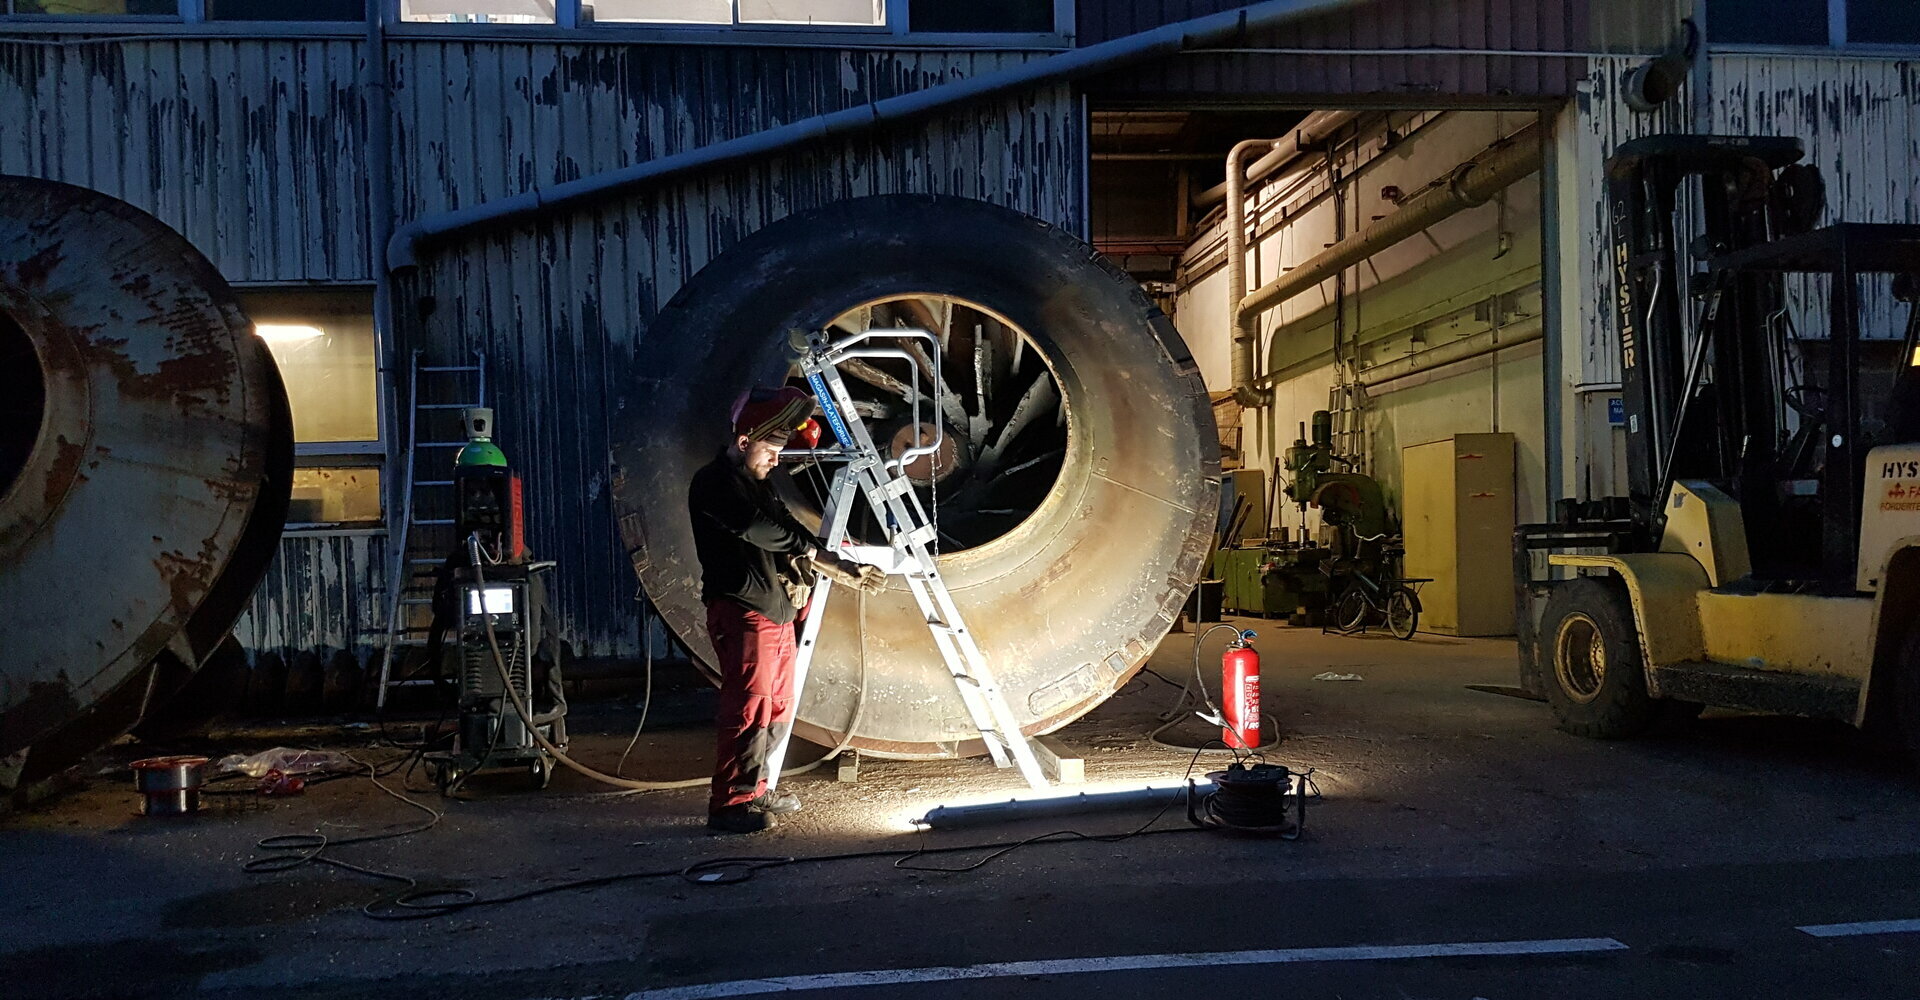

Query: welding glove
[[810, 550, 888, 593]]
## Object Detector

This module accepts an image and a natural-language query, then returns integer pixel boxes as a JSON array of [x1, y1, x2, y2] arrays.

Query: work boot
[[748, 789, 801, 815], [707, 804, 774, 834]]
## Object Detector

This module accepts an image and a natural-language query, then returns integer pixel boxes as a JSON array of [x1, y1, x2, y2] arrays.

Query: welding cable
[[466, 546, 709, 791], [614, 589, 658, 779], [1192, 765, 1312, 840], [244, 750, 442, 889], [356, 743, 1223, 919], [468, 542, 828, 792], [357, 824, 1208, 921]]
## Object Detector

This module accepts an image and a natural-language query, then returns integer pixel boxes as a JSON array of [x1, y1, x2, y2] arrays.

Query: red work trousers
[[705, 599, 798, 811]]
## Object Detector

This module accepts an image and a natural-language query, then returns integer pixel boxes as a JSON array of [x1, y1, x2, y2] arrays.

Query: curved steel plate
[[0, 176, 289, 757]]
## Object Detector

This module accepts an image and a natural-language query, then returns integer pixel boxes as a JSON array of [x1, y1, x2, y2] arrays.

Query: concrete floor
[[5, 617, 1920, 999]]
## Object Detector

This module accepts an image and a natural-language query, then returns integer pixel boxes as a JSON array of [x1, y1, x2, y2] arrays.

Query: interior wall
[[1171, 109, 1549, 537]]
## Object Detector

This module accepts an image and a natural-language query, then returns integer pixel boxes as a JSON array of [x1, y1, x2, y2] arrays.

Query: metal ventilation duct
[[611, 196, 1219, 758], [0, 176, 292, 784]]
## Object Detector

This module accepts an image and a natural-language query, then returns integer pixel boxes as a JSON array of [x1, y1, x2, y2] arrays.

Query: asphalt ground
[[4, 618, 1919, 999]]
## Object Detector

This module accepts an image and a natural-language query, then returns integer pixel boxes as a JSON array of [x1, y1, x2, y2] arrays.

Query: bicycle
[[1329, 531, 1426, 640]]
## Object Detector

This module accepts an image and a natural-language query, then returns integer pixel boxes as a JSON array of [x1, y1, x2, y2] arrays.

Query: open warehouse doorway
[[1091, 106, 1549, 638]]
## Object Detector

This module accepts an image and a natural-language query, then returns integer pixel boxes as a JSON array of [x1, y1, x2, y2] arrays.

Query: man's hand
[[813, 549, 887, 593]]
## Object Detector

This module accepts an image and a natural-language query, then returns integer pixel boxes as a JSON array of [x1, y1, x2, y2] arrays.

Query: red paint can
[[1222, 635, 1261, 749]]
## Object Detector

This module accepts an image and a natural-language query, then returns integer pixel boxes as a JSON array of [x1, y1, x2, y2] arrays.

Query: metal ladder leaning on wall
[[763, 329, 1049, 792], [375, 349, 488, 710]]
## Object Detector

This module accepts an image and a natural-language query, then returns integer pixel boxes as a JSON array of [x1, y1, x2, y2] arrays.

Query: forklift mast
[[1599, 134, 1920, 586], [1605, 135, 1810, 546]]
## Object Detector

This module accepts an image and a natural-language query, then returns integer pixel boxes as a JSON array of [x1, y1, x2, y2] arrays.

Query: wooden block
[[835, 750, 860, 783], [1031, 736, 1084, 785]]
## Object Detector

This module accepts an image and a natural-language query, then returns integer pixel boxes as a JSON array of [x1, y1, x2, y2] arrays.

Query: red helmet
[[791, 417, 823, 449]]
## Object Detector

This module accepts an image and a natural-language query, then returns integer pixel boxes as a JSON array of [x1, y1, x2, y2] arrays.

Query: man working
[[688, 385, 883, 833]]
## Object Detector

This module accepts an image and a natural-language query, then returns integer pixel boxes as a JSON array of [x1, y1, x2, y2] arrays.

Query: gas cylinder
[[1222, 629, 1261, 749]]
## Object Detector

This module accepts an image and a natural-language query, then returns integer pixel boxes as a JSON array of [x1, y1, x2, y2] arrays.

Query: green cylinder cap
[[457, 440, 508, 468]]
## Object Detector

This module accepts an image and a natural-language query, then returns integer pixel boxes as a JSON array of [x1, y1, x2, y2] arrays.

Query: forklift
[[1514, 133, 1920, 765]]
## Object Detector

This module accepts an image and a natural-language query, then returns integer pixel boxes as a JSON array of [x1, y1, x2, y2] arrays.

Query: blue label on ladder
[[806, 369, 853, 447]]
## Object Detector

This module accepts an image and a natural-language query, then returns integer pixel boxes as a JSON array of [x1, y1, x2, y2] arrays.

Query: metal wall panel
[[389, 43, 1083, 658], [1571, 55, 1693, 388], [1075, 0, 1630, 101], [0, 38, 371, 282], [232, 531, 389, 662], [1713, 53, 1920, 342]]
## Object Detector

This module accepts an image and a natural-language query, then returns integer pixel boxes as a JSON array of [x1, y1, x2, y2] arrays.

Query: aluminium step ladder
[[374, 349, 488, 709], [764, 329, 1049, 791]]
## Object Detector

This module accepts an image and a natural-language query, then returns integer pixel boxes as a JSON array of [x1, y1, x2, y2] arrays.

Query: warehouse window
[[243, 288, 383, 529], [3, 0, 176, 13], [208, 0, 361, 18], [907, 0, 1049, 32], [1706, 0, 1920, 47], [586, 0, 881, 25], [289, 466, 382, 527], [1847, 0, 1920, 45], [401, 0, 555, 23]]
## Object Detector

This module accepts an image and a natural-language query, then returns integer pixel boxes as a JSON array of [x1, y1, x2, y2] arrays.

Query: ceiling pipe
[[1193, 108, 1359, 210], [1229, 122, 1543, 405], [386, 0, 1368, 272], [1358, 313, 1545, 390], [1225, 135, 1278, 408]]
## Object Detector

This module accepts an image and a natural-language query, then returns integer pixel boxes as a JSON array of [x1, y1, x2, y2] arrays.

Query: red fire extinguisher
[[1222, 629, 1260, 749]]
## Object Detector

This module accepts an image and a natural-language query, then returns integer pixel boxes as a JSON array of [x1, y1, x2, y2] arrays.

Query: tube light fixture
[[254, 323, 325, 343]]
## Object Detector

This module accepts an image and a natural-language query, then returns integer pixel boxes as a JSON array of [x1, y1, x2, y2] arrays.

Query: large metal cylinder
[[0, 177, 291, 780], [611, 195, 1219, 758]]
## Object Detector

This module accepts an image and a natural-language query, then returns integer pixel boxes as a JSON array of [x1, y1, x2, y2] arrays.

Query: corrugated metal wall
[[0, 39, 371, 282], [394, 44, 1081, 659], [0, 34, 1080, 666], [1713, 53, 1920, 341], [1571, 56, 1693, 389], [233, 532, 389, 662], [1076, 0, 1637, 101]]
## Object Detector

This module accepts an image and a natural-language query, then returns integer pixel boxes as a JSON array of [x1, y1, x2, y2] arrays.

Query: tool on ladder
[[375, 349, 488, 709], [763, 328, 1050, 792]]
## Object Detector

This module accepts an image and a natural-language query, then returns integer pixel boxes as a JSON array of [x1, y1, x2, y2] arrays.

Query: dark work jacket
[[687, 451, 816, 624]]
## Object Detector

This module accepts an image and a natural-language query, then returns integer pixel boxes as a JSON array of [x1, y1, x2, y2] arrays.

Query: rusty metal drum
[[0, 177, 291, 769]]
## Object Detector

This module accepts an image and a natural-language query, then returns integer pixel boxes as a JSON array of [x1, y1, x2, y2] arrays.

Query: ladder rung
[[417, 442, 466, 448], [872, 479, 912, 501], [401, 597, 435, 605], [413, 518, 455, 526], [408, 558, 445, 565], [902, 526, 938, 546], [420, 365, 481, 373], [416, 403, 479, 410], [383, 678, 443, 688], [414, 480, 454, 487]]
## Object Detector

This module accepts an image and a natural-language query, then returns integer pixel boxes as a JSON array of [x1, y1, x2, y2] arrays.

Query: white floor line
[[627, 937, 1631, 1000], [1797, 918, 1920, 938]]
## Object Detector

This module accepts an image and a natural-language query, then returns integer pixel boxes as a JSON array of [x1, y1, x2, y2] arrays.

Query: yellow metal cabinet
[[1401, 433, 1516, 636]]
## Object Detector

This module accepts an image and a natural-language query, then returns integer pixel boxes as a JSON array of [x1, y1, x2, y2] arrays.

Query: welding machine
[[424, 408, 569, 794]]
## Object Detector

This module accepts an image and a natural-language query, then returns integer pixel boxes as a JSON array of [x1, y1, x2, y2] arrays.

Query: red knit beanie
[[731, 386, 817, 444]]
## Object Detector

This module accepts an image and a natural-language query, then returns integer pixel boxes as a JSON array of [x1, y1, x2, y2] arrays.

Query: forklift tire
[[1539, 577, 1657, 739], [1894, 628, 1920, 774]]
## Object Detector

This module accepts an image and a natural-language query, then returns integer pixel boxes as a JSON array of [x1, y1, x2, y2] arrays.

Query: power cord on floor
[[241, 739, 1293, 921], [242, 751, 442, 891]]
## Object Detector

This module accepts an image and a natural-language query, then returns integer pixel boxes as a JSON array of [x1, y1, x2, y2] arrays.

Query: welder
[[688, 385, 883, 833]]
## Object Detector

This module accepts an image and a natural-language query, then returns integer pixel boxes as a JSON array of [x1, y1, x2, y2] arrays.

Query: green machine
[[1213, 410, 1395, 623], [1282, 409, 1390, 541]]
